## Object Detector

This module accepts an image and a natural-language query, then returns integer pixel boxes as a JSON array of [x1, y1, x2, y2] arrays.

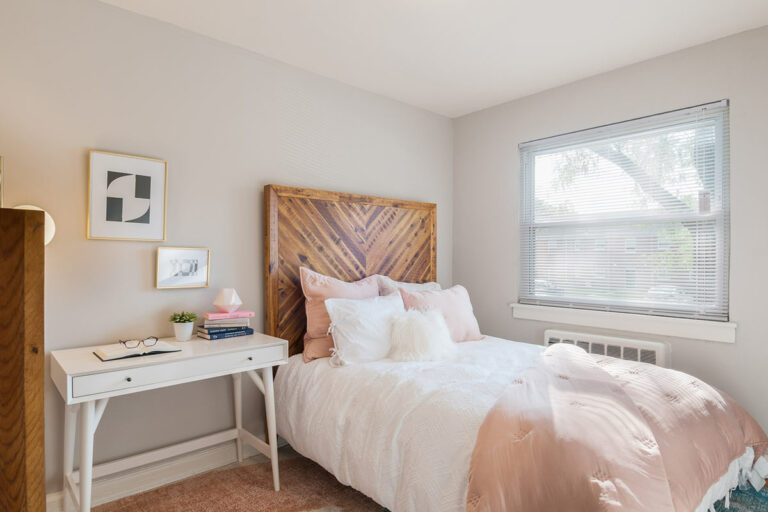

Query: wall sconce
[[0, 155, 56, 245]]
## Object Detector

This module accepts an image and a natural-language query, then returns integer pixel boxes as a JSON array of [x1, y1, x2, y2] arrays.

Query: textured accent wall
[[0, 0, 452, 491]]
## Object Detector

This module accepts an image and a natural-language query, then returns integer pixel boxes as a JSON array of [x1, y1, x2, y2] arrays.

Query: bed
[[276, 337, 541, 510], [264, 184, 768, 512]]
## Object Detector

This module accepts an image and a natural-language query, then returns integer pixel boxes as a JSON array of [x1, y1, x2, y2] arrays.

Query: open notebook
[[94, 341, 181, 362]]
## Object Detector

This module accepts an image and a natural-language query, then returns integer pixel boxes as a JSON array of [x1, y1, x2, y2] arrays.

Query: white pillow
[[376, 275, 441, 296], [388, 309, 457, 362], [325, 295, 405, 367]]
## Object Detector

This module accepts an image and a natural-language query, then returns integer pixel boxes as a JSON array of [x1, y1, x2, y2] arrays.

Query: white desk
[[50, 334, 289, 512]]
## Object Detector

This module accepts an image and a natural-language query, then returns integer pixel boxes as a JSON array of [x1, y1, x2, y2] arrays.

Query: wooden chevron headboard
[[264, 185, 437, 356]]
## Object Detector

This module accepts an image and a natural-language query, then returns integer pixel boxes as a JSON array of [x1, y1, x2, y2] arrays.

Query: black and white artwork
[[88, 151, 167, 241], [157, 247, 210, 289]]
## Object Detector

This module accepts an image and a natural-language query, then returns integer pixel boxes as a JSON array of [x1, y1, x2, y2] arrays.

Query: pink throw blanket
[[467, 343, 768, 512]]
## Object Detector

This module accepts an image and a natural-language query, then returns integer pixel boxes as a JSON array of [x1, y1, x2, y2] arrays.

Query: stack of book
[[197, 310, 255, 340]]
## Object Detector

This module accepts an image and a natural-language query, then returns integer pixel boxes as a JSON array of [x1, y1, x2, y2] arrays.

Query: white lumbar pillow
[[388, 308, 457, 362], [325, 295, 405, 367]]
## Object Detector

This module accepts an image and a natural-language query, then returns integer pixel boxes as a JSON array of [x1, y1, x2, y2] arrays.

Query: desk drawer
[[72, 345, 284, 398]]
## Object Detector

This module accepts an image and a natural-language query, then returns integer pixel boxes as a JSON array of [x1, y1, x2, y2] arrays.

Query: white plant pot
[[173, 322, 195, 341]]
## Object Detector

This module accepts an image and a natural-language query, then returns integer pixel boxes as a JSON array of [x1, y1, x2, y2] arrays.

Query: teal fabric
[[715, 486, 768, 511]]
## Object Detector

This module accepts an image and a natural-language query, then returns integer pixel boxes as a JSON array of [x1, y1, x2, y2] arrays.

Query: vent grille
[[544, 329, 668, 367]]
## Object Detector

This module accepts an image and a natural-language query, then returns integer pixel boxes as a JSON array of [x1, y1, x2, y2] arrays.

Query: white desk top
[[51, 334, 287, 377]]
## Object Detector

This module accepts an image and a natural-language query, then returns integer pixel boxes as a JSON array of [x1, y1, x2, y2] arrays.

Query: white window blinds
[[519, 100, 730, 321]]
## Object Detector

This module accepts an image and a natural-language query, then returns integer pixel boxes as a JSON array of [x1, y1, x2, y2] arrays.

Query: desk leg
[[77, 398, 108, 512], [261, 367, 279, 491], [79, 401, 95, 512], [63, 404, 79, 489], [232, 373, 243, 462]]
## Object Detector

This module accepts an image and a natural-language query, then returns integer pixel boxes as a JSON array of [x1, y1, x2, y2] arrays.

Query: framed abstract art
[[87, 150, 167, 241], [156, 247, 210, 289]]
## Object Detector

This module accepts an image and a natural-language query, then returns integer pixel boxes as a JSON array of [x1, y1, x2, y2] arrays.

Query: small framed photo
[[88, 150, 167, 241], [156, 247, 210, 289]]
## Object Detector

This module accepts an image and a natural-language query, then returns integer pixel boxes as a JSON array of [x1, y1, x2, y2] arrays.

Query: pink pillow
[[399, 285, 483, 343], [299, 267, 379, 362]]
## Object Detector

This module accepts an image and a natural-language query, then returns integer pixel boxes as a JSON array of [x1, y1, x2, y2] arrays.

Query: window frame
[[518, 100, 730, 324]]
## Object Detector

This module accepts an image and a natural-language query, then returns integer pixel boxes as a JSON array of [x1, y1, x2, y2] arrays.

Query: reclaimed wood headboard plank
[[263, 185, 436, 357]]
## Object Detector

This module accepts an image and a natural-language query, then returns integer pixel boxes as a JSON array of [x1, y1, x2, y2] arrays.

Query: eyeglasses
[[119, 336, 159, 349]]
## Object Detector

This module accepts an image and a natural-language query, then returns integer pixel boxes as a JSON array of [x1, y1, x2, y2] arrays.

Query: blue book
[[197, 328, 254, 340], [197, 325, 250, 335]]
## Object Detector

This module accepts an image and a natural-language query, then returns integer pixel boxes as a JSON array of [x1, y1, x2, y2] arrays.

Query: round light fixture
[[13, 204, 56, 245]]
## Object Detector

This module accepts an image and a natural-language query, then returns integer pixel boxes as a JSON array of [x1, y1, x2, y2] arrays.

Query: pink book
[[203, 310, 255, 320]]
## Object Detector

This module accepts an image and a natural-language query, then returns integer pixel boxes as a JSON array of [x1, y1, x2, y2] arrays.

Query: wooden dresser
[[0, 208, 46, 511]]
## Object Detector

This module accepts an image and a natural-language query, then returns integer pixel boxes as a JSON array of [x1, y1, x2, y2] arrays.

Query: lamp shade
[[214, 288, 242, 313], [13, 205, 55, 245]]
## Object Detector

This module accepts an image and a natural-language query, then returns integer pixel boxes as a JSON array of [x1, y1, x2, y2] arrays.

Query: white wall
[[0, 0, 452, 491], [454, 26, 768, 429]]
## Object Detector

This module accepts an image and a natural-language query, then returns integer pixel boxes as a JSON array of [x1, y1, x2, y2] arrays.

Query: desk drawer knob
[[126, 377, 132, 382], [247, 356, 253, 361]]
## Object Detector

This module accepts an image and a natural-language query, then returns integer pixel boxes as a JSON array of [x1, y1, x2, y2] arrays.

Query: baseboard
[[46, 440, 261, 512]]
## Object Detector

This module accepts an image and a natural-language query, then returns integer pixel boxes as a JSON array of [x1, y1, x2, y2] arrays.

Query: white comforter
[[274, 337, 543, 512]]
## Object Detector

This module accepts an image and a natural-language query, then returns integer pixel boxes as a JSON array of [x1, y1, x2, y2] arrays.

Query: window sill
[[509, 303, 736, 344]]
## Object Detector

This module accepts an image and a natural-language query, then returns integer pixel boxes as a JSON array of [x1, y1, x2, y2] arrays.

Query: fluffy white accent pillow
[[388, 309, 457, 362], [376, 275, 441, 296], [325, 295, 405, 367]]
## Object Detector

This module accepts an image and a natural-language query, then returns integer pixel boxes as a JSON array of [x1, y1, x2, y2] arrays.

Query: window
[[519, 100, 729, 321]]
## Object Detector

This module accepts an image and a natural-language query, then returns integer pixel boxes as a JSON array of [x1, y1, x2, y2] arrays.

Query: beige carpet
[[94, 457, 382, 512]]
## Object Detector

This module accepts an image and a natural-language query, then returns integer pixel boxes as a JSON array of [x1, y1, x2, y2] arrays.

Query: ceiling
[[98, 0, 768, 117]]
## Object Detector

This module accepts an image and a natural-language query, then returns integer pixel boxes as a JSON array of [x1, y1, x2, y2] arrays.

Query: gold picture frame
[[87, 150, 168, 241], [156, 246, 211, 289]]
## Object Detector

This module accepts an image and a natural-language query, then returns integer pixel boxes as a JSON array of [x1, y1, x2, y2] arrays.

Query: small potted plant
[[169, 311, 198, 341]]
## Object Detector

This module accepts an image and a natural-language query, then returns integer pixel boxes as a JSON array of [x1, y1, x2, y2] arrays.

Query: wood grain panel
[[0, 209, 46, 512], [264, 185, 436, 356]]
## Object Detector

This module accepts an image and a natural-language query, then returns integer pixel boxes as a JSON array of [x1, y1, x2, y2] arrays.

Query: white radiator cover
[[543, 329, 669, 367]]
